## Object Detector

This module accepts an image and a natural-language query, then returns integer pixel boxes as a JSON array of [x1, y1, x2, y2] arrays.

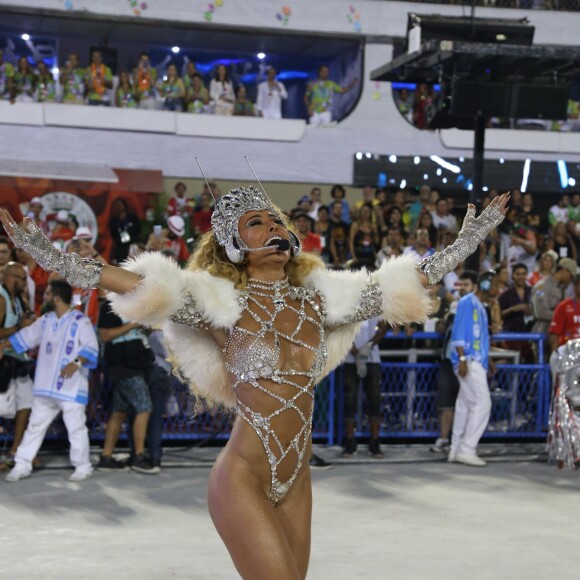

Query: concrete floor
[[0, 444, 577, 580]]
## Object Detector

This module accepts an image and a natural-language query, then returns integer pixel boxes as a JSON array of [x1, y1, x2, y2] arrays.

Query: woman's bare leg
[[275, 468, 312, 580], [208, 463, 301, 580]]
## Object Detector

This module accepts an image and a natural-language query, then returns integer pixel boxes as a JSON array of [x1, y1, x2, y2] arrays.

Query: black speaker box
[[451, 82, 511, 117], [510, 85, 568, 119], [449, 81, 568, 121]]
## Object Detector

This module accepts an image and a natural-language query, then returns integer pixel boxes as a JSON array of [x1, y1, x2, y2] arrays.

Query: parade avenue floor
[[0, 443, 577, 580]]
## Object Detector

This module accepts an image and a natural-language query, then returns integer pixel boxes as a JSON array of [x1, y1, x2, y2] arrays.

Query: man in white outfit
[[256, 67, 287, 119], [448, 270, 496, 467], [1, 279, 99, 482]]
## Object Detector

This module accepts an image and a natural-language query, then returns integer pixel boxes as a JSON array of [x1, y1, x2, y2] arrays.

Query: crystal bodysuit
[[224, 278, 327, 504]]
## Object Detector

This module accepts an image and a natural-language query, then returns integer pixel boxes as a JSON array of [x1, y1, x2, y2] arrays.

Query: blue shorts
[[112, 375, 152, 414]]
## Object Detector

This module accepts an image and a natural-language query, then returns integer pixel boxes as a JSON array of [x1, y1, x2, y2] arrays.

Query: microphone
[[243, 239, 290, 252]]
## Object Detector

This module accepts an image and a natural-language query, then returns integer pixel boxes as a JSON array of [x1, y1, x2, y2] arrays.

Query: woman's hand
[[0, 208, 29, 239]]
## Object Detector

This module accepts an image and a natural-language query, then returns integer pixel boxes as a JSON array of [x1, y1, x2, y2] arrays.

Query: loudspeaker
[[441, 80, 569, 127], [451, 82, 511, 117], [510, 85, 568, 119]]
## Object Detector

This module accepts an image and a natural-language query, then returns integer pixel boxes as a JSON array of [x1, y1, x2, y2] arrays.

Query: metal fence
[[0, 333, 550, 448], [335, 332, 551, 446], [0, 367, 337, 446]]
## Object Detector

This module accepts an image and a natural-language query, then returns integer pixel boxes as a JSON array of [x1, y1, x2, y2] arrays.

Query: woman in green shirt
[[34, 61, 57, 103], [233, 85, 255, 117], [115, 71, 138, 109], [186, 72, 209, 114], [12, 56, 35, 103], [157, 64, 185, 112]]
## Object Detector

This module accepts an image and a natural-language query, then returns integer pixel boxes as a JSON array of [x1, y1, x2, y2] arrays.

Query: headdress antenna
[[244, 156, 269, 199], [195, 157, 217, 203]]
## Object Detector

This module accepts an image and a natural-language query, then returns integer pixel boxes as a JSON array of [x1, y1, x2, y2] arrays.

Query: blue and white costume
[[8, 309, 98, 477], [450, 293, 490, 371], [10, 309, 98, 404], [449, 292, 492, 459]]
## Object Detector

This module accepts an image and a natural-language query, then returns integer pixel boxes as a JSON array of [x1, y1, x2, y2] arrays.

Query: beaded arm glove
[[5, 220, 104, 289], [418, 204, 505, 286]]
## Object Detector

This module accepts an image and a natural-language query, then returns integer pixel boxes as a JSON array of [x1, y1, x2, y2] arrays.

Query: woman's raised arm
[[0, 209, 140, 294]]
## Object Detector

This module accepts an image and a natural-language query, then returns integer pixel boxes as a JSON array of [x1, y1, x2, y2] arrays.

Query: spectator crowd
[[2, 181, 580, 476], [0, 46, 356, 125]]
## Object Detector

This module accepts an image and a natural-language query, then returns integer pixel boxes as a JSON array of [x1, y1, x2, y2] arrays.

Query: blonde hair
[[187, 221, 324, 289]]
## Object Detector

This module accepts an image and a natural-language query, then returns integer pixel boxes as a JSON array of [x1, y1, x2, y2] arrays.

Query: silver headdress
[[196, 157, 301, 264], [211, 186, 281, 263]]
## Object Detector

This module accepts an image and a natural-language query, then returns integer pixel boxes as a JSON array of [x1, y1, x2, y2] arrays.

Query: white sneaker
[[431, 438, 450, 453], [455, 453, 487, 467], [69, 468, 93, 482], [5, 466, 31, 482], [447, 450, 457, 463]]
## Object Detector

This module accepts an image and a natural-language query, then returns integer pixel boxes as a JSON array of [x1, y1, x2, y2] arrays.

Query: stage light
[[436, 169, 442, 176], [459, 157, 464, 162], [499, 158, 505, 164], [414, 156, 420, 165], [400, 179, 407, 189], [356, 152, 363, 160], [442, 178, 447, 184], [21, 34, 30, 41], [483, 186, 489, 192], [389, 155, 397, 163], [558, 160, 569, 189], [423, 174, 429, 180], [171, 46, 180, 54], [467, 183, 473, 191], [257, 52, 266, 60], [365, 153, 372, 159], [430, 155, 460, 174], [569, 178, 576, 187], [51, 67, 59, 75], [521, 159, 531, 192]]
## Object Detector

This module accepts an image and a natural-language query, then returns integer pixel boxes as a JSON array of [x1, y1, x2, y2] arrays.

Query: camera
[[120, 230, 131, 244]]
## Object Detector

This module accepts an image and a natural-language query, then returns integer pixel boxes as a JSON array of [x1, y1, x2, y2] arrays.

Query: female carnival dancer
[[0, 186, 508, 579]]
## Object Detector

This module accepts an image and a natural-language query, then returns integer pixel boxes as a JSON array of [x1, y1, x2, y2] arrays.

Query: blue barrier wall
[[0, 333, 550, 447]]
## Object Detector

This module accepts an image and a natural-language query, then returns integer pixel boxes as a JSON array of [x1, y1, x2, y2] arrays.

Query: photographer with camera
[[108, 199, 141, 265], [0, 262, 36, 470]]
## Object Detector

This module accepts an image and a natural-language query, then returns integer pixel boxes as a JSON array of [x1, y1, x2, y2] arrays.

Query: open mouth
[[266, 235, 283, 247]]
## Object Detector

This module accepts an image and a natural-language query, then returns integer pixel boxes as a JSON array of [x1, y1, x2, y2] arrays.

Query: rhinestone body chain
[[224, 277, 327, 504]]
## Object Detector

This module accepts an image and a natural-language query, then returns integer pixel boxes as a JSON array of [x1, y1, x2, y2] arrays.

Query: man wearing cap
[[28, 198, 49, 235], [146, 216, 189, 264], [532, 258, 577, 335], [165, 216, 189, 263], [50, 210, 75, 244]]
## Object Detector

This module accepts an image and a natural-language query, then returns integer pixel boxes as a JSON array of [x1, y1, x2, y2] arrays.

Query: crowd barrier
[[0, 333, 550, 448], [335, 332, 551, 446]]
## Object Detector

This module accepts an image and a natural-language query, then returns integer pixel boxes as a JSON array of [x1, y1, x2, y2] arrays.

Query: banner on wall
[[0, 168, 164, 261]]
